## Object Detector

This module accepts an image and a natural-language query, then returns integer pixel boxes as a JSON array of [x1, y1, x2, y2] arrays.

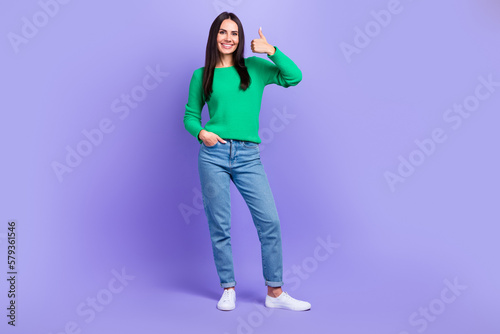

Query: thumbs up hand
[[251, 27, 276, 56]]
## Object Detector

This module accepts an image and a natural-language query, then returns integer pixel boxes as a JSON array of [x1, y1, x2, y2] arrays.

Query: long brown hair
[[202, 12, 251, 102]]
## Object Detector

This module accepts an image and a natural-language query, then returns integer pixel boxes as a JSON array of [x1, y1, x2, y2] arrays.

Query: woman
[[183, 12, 310, 312]]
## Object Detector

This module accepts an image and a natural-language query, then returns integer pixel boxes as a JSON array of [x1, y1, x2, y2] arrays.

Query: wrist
[[198, 129, 207, 140], [267, 46, 276, 56]]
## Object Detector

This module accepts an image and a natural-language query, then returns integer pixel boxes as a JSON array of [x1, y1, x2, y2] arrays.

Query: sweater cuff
[[196, 128, 204, 144]]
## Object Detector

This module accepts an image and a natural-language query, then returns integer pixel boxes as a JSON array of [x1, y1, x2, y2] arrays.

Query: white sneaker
[[217, 288, 236, 311], [265, 291, 311, 311]]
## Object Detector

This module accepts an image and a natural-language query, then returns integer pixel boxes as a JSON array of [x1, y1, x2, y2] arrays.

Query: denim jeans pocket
[[242, 141, 258, 149], [203, 141, 219, 148]]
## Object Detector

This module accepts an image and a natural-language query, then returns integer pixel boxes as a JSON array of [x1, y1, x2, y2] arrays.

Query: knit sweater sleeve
[[258, 46, 302, 87], [183, 68, 205, 143]]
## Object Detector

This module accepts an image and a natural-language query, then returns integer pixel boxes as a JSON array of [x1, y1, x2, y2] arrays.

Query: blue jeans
[[198, 139, 284, 288]]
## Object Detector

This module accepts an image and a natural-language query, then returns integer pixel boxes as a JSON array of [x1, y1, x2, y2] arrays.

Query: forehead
[[219, 19, 238, 32]]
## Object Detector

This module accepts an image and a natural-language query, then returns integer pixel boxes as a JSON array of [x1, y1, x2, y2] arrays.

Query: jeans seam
[[242, 141, 258, 148]]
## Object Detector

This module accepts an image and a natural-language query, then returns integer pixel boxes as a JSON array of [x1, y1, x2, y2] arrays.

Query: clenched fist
[[251, 27, 276, 56]]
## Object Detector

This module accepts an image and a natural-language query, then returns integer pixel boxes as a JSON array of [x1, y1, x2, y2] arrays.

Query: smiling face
[[217, 19, 239, 55]]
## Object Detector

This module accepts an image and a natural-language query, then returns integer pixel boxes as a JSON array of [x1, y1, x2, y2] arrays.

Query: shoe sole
[[265, 302, 311, 311]]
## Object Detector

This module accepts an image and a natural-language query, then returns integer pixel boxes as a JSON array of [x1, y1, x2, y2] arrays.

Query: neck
[[217, 53, 234, 68]]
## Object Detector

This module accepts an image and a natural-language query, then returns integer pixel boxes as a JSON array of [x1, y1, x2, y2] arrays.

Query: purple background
[[1, 0, 499, 333]]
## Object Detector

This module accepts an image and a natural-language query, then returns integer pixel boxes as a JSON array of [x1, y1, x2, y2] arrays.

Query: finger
[[258, 26, 265, 40], [218, 136, 227, 144]]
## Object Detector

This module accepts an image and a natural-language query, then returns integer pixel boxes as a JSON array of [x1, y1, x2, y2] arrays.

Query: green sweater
[[183, 46, 302, 144]]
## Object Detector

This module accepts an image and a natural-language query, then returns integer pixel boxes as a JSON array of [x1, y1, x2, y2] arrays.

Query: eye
[[232, 32, 238, 36], [219, 31, 225, 34]]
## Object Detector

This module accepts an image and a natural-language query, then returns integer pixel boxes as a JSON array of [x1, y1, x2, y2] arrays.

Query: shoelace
[[270, 291, 289, 300], [278, 292, 299, 303], [222, 290, 233, 302]]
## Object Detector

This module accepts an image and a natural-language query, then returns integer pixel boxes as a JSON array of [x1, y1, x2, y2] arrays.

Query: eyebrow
[[219, 29, 238, 33]]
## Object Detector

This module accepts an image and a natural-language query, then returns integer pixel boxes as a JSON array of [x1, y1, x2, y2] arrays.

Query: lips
[[221, 43, 234, 49]]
